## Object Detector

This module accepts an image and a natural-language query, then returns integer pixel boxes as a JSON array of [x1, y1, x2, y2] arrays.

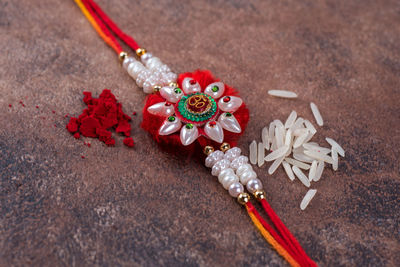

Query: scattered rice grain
[[308, 160, 318, 181], [292, 166, 311, 187], [284, 111, 297, 129], [268, 156, 285, 174], [313, 161, 325, 181], [258, 142, 265, 167], [265, 146, 289, 162], [304, 150, 333, 164], [268, 90, 298, 98], [250, 140, 257, 164], [282, 161, 295, 181], [300, 189, 317, 210], [285, 157, 311, 170], [326, 137, 345, 157], [310, 102, 323, 126]]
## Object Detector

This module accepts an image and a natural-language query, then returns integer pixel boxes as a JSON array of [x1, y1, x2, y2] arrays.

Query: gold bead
[[203, 146, 214, 156], [135, 48, 147, 57], [220, 142, 230, 152], [153, 85, 162, 92], [237, 193, 251, 205], [169, 82, 178, 88], [253, 190, 266, 201], [118, 51, 128, 62]]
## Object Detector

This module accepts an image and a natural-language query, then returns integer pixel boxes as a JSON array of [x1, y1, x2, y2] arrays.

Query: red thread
[[8, 104, 12, 108], [81, 0, 122, 53], [84, 0, 140, 51], [246, 202, 302, 265], [260, 199, 317, 267]]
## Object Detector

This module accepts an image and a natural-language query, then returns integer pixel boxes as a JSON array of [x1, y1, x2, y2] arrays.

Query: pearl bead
[[140, 52, 153, 65], [230, 155, 249, 170], [221, 173, 239, 189], [211, 159, 230, 176], [218, 168, 235, 184], [159, 64, 171, 73], [205, 150, 224, 167], [166, 72, 177, 83], [136, 70, 151, 87], [142, 81, 154, 94], [146, 57, 162, 69], [236, 163, 253, 177], [239, 170, 257, 185], [224, 147, 241, 162], [228, 182, 244, 197], [123, 57, 136, 70], [246, 179, 263, 193], [128, 62, 146, 79]]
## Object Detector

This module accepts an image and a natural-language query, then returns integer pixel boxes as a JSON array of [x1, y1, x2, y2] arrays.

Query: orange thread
[[74, 0, 122, 54], [246, 204, 301, 267]]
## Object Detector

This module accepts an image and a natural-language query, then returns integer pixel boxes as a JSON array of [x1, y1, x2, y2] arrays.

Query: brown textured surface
[[1, 0, 400, 266]]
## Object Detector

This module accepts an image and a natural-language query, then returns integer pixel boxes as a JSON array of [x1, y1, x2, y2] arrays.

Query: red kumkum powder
[[66, 89, 134, 147]]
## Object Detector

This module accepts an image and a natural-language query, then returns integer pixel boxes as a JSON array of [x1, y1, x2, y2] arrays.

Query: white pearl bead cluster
[[205, 147, 264, 198], [122, 53, 177, 94]]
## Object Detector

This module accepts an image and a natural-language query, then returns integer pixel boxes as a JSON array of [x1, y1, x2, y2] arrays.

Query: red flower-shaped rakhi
[[74, 1, 317, 266], [142, 70, 249, 153]]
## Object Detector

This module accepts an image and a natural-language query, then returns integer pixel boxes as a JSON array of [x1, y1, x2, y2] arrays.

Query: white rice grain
[[326, 137, 345, 157], [268, 90, 298, 99], [275, 126, 285, 148], [308, 160, 318, 181], [258, 142, 265, 167], [331, 149, 338, 171], [304, 150, 333, 164], [303, 143, 331, 154], [284, 111, 297, 129], [250, 140, 257, 165], [262, 127, 270, 150], [285, 157, 311, 170], [313, 161, 325, 181], [304, 119, 317, 134], [293, 131, 309, 148], [291, 117, 305, 131], [300, 189, 317, 210], [285, 129, 293, 147], [282, 161, 295, 181], [268, 156, 285, 175], [265, 146, 289, 162], [310, 102, 323, 126], [292, 166, 311, 187], [293, 152, 314, 163]]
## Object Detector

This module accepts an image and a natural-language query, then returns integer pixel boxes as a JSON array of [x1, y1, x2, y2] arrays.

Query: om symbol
[[188, 94, 208, 109]]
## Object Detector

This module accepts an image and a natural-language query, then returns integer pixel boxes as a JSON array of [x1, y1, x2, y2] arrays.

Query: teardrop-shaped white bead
[[160, 86, 183, 103], [204, 121, 224, 143], [218, 113, 242, 133], [182, 77, 201, 94], [147, 102, 174, 117], [180, 125, 199, 146], [158, 117, 182, 135], [218, 96, 243, 113], [204, 82, 225, 99]]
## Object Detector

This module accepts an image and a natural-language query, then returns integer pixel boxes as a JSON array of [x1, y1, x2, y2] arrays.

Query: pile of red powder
[[66, 89, 134, 147]]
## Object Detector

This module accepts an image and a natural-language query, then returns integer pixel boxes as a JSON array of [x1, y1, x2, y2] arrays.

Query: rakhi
[[73, 0, 317, 266]]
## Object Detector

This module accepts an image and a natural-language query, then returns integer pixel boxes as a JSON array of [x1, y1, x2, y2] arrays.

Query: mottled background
[[0, 0, 399, 266]]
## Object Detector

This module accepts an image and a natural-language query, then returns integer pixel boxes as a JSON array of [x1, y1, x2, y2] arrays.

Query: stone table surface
[[1, 0, 399, 266]]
